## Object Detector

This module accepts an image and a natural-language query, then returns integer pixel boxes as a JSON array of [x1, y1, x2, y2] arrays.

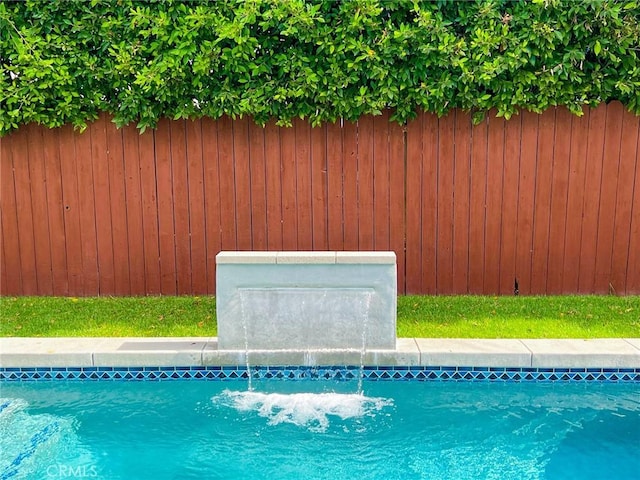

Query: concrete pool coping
[[1, 337, 639, 369]]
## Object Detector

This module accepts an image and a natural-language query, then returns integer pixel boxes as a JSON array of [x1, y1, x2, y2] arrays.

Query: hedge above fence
[[1, 0, 639, 135]]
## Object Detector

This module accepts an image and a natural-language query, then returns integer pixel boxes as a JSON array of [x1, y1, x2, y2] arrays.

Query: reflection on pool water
[[1, 380, 639, 479]]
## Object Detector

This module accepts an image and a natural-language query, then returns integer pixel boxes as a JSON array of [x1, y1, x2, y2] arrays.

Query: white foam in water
[[213, 390, 393, 432]]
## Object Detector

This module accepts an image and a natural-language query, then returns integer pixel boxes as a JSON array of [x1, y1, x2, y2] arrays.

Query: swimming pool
[[2, 377, 638, 479]]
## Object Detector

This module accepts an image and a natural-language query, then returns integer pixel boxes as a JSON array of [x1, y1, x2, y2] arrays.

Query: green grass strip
[[1, 295, 638, 339]]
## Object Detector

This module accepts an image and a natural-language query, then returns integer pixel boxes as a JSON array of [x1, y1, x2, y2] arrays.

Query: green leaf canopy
[[1, 0, 639, 134]]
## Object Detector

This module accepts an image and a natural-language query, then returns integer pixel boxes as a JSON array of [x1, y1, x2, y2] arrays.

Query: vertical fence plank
[[578, 103, 607, 293], [468, 117, 488, 294], [421, 113, 439, 294], [311, 124, 328, 250], [405, 115, 423, 293], [546, 108, 573, 294], [248, 120, 268, 251], [122, 126, 146, 295], [453, 112, 472, 294], [26, 124, 54, 294], [0, 135, 22, 294], [185, 120, 207, 294], [389, 120, 406, 294], [155, 119, 177, 294], [280, 124, 298, 249], [294, 118, 313, 250], [138, 128, 161, 294], [74, 126, 99, 295], [90, 116, 116, 294], [12, 127, 39, 294], [326, 121, 344, 251], [201, 117, 222, 293], [484, 114, 505, 294], [594, 102, 624, 293], [42, 128, 68, 295], [105, 120, 130, 295], [610, 108, 639, 294], [234, 117, 252, 251], [562, 108, 590, 293], [217, 116, 238, 252], [357, 115, 375, 251], [530, 109, 556, 294], [0, 220, 8, 296], [373, 112, 390, 252], [343, 120, 359, 250], [437, 112, 455, 294], [514, 112, 538, 295], [499, 115, 521, 295], [264, 121, 283, 251], [169, 120, 192, 294], [626, 130, 640, 294]]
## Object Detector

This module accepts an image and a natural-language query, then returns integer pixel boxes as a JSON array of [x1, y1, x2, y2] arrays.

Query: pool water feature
[[1, 380, 638, 479]]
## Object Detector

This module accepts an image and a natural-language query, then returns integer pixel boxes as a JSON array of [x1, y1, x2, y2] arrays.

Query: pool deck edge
[[1, 337, 639, 369]]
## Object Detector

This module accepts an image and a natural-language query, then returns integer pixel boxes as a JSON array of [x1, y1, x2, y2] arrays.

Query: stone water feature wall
[[216, 251, 397, 352]]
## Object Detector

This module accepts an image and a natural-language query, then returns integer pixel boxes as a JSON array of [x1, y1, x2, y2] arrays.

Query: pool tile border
[[1, 338, 639, 383], [1, 365, 639, 383]]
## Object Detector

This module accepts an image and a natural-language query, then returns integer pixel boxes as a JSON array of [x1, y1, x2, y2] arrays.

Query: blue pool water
[[1, 380, 638, 479]]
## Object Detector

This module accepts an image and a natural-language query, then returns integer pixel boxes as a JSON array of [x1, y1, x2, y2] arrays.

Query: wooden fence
[[1, 102, 638, 296]]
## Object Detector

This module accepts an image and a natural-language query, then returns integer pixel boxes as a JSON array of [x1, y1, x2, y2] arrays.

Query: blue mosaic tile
[[1, 365, 639, 383]]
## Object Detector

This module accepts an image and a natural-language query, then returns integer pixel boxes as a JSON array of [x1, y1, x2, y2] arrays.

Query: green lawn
[[1, 295, 638, 338]]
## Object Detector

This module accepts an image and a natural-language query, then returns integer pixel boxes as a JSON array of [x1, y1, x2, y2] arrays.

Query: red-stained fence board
[[311, 124, 328, 250], [499, 115, 521, 295], [138, 128, 161, 295], [388, 120, 406, 294], [217, 116, 238, 252], [483, 114, 505, 294], [26, 124, 54, 294], [530, 109, 556, 294], [515, 112, 538, 295], [155, 119, 177, 295], [436, 112, 455, 294], [280, 124, 298, 250], [42, 128, 69, 295], [453, 111, 472, 294], [562, 108, 590, 293], [468, 117, 489, 294], [373, 112, 390, 252], [610, 109, 639, 294], [357, 116, 375, 251], [578, 104, 607, 293], [326, 121, 344, 251], [342, 121, 359, 251], [264, 121, 283, 251], [170, 120, 193, 294], [248, 121, 268, 251], [546, 108, 573, 294], [122, 126, 146, 295], [185, 119, 208, 294], [201, 117, 222, 293], [294, 118, 313, 250], [594, 102, 624, 293], [405, 115, 423, 293], [626, 130, 640, 294], [233, 117, 252, 251], [0, 134, 22, 294], [90, 116, 115, 294], [421, 112, 439, 294], [105, 120, 130, 295]]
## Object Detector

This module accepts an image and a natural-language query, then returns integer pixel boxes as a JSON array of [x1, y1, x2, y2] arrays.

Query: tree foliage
[[1, 0, 639, 134]]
